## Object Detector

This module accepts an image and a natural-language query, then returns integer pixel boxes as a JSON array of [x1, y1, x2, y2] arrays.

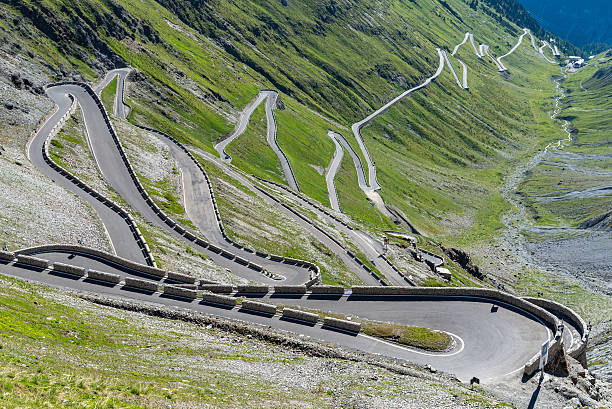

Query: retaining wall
[[523, 297, 588, 362]]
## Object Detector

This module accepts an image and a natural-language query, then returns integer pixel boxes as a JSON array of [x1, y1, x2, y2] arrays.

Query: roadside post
[[539, 340, 550, 379]]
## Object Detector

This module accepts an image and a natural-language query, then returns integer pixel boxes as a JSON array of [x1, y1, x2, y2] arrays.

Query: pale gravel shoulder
[[116, 120, 182, 201], [132, 211, 249, 285], [0, 51, 111, 252]]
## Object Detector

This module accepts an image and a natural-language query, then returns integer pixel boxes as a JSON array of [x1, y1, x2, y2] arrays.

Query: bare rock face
[[443, 246, 485, 280], [545, 345, 569, 377], [546, 356, 612, 407]]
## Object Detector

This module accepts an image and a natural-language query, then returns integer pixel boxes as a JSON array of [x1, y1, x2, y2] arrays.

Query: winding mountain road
[[34, 78, 318, 284], [6, 28, 588, 386], [27, 88, 149, 265], [1, 254, 569, 383], [325, 131, 343, 212], [214, 90, 299, 191]]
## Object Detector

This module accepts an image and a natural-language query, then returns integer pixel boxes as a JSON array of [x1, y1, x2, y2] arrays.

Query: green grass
[[193, 153, 363, 287], [226, 103, 285, 184], [275, 304, 451, 351], [5, 0, 579, 250], [362, 322, 451, 351], [0, 277, 324, 407], [100, 76, 117, 115]]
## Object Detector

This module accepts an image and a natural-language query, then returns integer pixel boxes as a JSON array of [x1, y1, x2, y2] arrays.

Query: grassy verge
[[275, 304, 451, 352], [100, 76, 117, 115], [361, 322, 451, 351]]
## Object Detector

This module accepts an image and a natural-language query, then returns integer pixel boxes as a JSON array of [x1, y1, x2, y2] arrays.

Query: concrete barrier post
[[310, 285, 345, 294], [273, 285, 307, 294], [52, 262, 86, 277], [125, 277, 159, 292], [241, 300, 277, 315], [166, 271, 196, 284], [163, 285, 197, 299], [0, 250, 15, 261], [236, 285, 269, 294], [323, 317, 361, 333], [16, 255, 49, 269], [201, 292, 237, 307], [200, 284, 233, 294], [281, 308, 318, 323], [87, 269, 121, 284]]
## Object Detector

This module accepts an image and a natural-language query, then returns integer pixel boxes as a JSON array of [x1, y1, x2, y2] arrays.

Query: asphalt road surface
[[1, 255, 561, 383]]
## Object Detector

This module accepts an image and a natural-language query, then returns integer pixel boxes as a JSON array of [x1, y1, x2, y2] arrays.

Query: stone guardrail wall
[[523, 296, 589, 361], [281, 307, 319, 323], [241, 300, 277, 315], [5, 252, 569, 374], [87, 269, 121, 284], [15, 254, 49, 269], [15, 244, 166, 278], [323, 316, 361, 333], [42, 83, 156, 268]]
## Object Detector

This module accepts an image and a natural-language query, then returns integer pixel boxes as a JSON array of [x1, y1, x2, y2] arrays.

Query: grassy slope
[[3, 0, 572, 245], [363, 26, 562, 245], [100, 76, 117, 114]]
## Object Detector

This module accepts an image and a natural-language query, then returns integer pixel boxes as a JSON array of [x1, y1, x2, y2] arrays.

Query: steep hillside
[[1, 0, 611, 405]]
